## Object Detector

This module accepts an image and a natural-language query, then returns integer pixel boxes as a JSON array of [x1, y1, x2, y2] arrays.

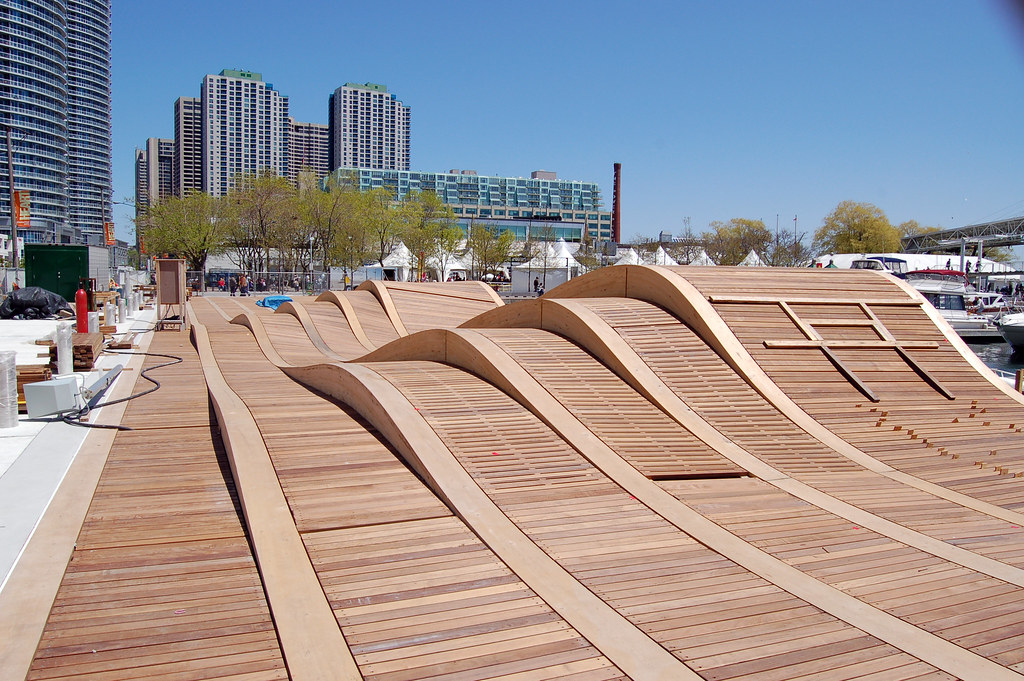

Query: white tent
[[381, 241, 414, 281], [614, 248, 642, 266], [738, 250, 766, 267], [687, 249, 717, 266], [513, 239, 583, 294], [649, 245, 678, 266]]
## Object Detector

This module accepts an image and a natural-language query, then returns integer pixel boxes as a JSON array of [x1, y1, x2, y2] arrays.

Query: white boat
[[999, 312, 1024, 352], [905, 269, 1002, 341]]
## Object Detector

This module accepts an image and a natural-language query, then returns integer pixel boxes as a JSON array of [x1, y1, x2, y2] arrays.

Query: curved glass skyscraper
[[0, 0, 110, 247], [65, 0, 111, 246]]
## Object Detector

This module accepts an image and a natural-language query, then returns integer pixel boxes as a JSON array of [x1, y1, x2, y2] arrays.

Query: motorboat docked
[[905, 269, 1003, 342], [998, 312, 1024, 352], [849, 256, 909, 276]]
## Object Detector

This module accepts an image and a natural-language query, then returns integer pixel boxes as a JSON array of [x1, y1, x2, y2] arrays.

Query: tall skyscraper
[[201, 69, 289, 196], [173, 97, 202, 197], [65, 0, 112, 246], [134, 138, 173, 215], [328, 82, 410, 171], [287, 118, 329, 186], [0, 0, 110, 246]]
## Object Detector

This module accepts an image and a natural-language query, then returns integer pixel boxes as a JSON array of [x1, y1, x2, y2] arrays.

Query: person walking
[[239, 273, 249, 296], [229, 276, 237, 296]]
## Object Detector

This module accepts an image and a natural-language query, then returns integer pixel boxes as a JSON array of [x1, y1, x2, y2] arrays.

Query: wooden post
[[1015, 369, 1023, 393]]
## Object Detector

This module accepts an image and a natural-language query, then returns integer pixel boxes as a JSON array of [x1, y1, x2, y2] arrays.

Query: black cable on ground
[[59, 349, 183, 431]]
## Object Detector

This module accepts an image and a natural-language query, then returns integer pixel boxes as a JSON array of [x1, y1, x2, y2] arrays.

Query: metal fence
[[188, 270, 332, 295]]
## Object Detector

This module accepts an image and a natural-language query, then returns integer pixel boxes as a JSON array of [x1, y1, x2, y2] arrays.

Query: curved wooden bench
[[282, 360, 693, 681], [355, 327, 1024, 679], [190, 321, 360, 680], [315, 290, 377, 352]]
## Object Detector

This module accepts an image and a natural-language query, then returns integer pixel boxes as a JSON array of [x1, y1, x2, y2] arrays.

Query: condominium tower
[[287, 117, 329, 185], [0, 0, 111, 245], [65, 0, 113, 245], [201, 69, 289, 196], [134, 138, 173, 214], [173, 96, 202, 197], [328, 83, 410, 171]]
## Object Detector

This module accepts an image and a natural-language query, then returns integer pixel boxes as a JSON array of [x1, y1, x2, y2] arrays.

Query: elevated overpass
[[902, 215, 1024, 253]]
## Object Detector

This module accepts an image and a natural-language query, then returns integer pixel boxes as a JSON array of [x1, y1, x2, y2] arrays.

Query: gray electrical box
[[23, 377, 80, 418]]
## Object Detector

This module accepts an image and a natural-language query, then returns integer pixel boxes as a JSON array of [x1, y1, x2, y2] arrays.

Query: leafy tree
[[298, 171, 354, 283], [703, 218, 772, 265], [228, 170, 298, 274], [574, 230, 601, 271], [813, 201, 900, 254], [140, 192, 234, 281], [466, 223, 516, 280], [400, 191, 458, 280], [360, 186, 409, 265]]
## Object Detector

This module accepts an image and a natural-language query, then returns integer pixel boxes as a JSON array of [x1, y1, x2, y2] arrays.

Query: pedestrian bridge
[[902, 215, 1024, 253]]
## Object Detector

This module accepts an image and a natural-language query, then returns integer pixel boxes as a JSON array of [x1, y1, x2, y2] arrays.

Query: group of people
[[218, 274, 259, 296]]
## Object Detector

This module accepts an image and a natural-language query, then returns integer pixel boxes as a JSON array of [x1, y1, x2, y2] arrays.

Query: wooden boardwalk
[[15, 331, 288, 681], [8, 269, 1024, 680]]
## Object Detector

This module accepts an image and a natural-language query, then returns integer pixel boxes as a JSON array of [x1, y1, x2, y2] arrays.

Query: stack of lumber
[[47, 332, 104, 371], [16, 365, 52, 413]]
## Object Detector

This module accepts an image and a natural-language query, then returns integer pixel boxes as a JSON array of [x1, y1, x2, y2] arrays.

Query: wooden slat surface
[[26, 333, 287, 681], [380, 283, 504, 335], [190, 297, 626, 680], [476, 327, 745, 479], [571, 297, 1024, 570], [370, 361, 946, 680]]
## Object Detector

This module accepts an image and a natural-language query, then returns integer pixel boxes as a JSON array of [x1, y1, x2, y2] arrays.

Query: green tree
[[703, 218, 772, 265], [140, 192, 234, 282], [813, 201, 900, 254], [359, 187, 409, 265], [466, 223, 515, 280], [297, 171, 356, 285], [400, 191, 458, 280], [228, 170, 298, 274]]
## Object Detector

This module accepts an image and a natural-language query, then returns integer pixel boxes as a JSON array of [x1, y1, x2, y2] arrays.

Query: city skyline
[[113, 1, 1024, 248]]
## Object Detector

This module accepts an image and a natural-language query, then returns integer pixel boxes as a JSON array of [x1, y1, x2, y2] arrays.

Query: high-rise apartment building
[[65, 0, 112, 246], [201, 69, 289, 196], [0, 0, 110, 246], [328, 83, 410, 171], [134, 138, 173, 215], [287, 117, 329, 186], [173, 97, 202, 197]]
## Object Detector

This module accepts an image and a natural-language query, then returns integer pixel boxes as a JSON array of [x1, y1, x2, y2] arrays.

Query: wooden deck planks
[[370, 360, 943, 680], [192, 298, 627, 680], [25, 332, 287, 681]]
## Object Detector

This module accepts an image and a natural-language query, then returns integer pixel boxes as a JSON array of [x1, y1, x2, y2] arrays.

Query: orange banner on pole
[[104, 221, 115, 245], [13, 190, 30, 228], [139, 236, 146, 254]]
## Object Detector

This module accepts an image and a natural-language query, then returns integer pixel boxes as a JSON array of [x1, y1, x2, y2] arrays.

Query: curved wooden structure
[[9, 270, 1024, 681]]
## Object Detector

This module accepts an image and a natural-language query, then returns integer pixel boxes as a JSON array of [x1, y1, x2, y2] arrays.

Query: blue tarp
[[256, 295, 292, 310]]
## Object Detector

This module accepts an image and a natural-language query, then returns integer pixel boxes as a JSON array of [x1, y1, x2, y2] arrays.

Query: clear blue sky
[[111, 0, 1024, 246]]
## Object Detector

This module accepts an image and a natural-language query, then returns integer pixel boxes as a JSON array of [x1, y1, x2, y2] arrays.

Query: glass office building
[[328, 168, 612, 240]]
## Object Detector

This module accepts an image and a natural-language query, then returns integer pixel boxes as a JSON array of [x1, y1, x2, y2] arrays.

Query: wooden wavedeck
[[8, 267, 1024, 680]]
